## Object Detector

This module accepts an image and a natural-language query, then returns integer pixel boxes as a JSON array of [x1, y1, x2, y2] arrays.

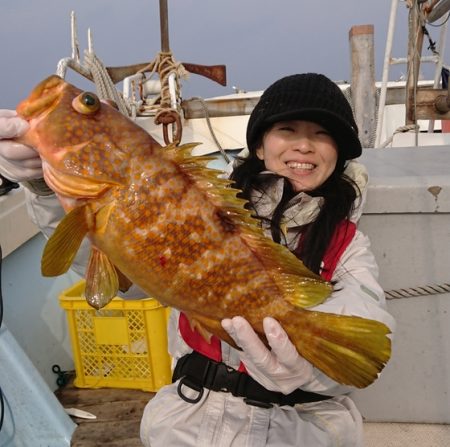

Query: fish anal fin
[[116, 267, 133, 293], [186, 316, 213, 344], [185, 311, 236, 346], [85, 247, 119, 309], [183, 311, 240, 349], [41, 205, 89, 276]]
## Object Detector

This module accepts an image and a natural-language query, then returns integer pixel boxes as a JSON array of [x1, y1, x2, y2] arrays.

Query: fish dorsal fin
[[240, 229, 332, 307], [164, 143, 332, 308], [42, 205, 89, 276], [164, 143, 265, 228], [85, 247, 119, 309]]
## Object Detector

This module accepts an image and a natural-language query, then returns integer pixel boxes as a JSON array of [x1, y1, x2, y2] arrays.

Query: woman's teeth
[[287, 162, 315, 170]]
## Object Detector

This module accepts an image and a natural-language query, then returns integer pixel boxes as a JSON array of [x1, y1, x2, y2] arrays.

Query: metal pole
[[406, 0, 425, 129], [428, 18, 449, 131], [159, 0, 170, 52], [375, 0, 399, 147]]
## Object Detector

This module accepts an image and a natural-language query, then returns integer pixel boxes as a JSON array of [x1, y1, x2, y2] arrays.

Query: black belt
[[172, 351, 331, 409]]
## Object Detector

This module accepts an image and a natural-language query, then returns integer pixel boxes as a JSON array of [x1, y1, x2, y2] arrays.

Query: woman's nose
[[293, 136, 313, 153]]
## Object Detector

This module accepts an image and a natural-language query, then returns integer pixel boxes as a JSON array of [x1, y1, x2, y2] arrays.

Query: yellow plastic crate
[[59, 280, 172, 391]]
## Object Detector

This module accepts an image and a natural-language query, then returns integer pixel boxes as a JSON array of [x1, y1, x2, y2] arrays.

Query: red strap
[[320, 220, 356, 281], [179, 312, 222, 362]]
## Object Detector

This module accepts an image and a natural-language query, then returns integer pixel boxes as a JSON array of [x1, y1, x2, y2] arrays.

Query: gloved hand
[[221, 316, 314, 394], [0, 109, 43, 182]]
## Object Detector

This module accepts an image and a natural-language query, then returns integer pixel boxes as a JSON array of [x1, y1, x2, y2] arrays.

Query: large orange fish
[[15, 75, 391, 387]]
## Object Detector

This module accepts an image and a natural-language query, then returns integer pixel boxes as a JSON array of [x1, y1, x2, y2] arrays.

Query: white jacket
[[25, 161, 395, 447]]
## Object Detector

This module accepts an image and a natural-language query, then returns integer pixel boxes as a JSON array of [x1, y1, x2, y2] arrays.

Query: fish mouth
[[16, 75, 64, 120]]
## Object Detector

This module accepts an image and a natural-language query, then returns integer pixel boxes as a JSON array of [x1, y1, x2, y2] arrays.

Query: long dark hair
[[230, 151, 361, 274]]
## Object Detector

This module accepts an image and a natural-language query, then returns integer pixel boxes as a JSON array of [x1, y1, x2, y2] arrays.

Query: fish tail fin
[[291, 309, 392, 388]]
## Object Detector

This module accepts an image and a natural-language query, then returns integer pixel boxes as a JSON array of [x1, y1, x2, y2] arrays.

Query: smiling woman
[[231, 73, 364, 273], [255, 120, 338, 192]]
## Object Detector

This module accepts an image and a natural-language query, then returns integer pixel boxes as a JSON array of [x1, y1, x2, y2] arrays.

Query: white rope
[[385, 282, 450, 299], [188, 97, 231, 163], [379, 123, 420, 147], [83, 50, 130, 116]]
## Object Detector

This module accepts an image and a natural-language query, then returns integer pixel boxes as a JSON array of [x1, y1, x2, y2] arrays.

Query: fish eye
[[72, 92, 101, 115]]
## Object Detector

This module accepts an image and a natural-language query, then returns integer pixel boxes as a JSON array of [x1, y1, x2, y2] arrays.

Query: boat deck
[[55, 376, 154, 447], [56, 378, 450, 447]]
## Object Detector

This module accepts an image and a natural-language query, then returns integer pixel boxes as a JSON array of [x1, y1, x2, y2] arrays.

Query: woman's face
[[256, 120, 338, 192]]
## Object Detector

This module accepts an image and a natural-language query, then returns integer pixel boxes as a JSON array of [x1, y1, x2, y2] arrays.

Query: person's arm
[[0, 110, 47, 188], [0, 110, 86, 270]]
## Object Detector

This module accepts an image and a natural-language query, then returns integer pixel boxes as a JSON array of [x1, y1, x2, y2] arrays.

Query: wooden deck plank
[[56, 375, 155, 447], [68, 399, 149, 423], [71, 420, 143, 447], [56, 385, 153, 406]]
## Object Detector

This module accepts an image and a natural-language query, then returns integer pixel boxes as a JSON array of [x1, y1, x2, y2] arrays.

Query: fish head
[[15, 75, 158, 206]]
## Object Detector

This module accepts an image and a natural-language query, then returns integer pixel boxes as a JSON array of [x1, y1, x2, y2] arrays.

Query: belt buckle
[[213, 362, 240, 394]]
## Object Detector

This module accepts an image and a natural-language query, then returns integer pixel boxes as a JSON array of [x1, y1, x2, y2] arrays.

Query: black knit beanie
[[246, 73, 362, 160]]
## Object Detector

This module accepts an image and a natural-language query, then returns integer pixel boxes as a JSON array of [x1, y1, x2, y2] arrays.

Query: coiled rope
[[379, 123, 420, 148], [137, 51, 189, 144], [385, 282, 450, 299], [82, 48, 189, 144], [84, 51, 130, 116], [138, 52, 187, 111]]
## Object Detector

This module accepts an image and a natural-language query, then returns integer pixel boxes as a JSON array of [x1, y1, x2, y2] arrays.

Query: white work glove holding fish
[[221, 316, 314, 394], [0, 109, 43, 182]]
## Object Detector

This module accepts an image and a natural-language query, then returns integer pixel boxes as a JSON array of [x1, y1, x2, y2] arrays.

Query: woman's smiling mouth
[[286, 161, 316, 171]]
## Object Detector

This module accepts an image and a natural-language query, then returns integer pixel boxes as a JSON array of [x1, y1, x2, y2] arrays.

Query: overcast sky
[[1, 0, 449, 109]]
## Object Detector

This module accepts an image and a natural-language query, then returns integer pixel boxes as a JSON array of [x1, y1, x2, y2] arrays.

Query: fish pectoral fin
[[42, 205, 89, 276], [85, 247, 119, 309]]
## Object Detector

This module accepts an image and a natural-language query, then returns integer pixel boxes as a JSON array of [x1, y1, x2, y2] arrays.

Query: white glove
[[221, 316, 314, 394], [0, 109, 43, 182]]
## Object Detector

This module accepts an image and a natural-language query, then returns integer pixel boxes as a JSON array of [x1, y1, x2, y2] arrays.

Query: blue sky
[[1, 0, 448, 109]]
